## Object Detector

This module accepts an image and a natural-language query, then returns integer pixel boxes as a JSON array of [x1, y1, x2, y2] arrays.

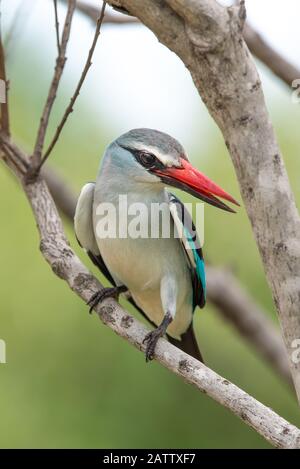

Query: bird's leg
[[87, 285, 128, 314], [143, 312, 173, 362]]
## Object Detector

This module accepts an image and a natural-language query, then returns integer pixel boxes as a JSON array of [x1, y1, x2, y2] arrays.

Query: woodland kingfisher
[[74, 129, 238, 362]]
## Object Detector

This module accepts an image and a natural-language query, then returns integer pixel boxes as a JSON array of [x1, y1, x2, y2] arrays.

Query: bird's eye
[[138, 152, 156, 168]]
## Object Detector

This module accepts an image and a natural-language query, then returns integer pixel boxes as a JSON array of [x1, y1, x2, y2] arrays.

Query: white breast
[[93, 187, 194, 338]]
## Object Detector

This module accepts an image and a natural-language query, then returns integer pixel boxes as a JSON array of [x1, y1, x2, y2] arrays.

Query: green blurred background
[[1, 0, 300, 449]]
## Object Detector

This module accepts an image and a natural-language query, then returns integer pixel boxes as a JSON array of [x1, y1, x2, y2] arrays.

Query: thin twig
[[0, 5, 16, 174], [0, 129, 29, 173], [1, 141, 27, 174], [206, 266, 292, 388], [42, 166, 77, 220], [243, 23, 300, 87], [36, 1, 107, 173], [0, 6, 9, 135], [53, 0, 61, 54], [32, 0, 76, 167]]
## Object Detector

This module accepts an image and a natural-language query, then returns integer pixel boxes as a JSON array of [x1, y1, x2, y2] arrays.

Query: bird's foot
[[87, 285, 127, 314], [143, 329, 163, 362], [143, 312, 172, 362]]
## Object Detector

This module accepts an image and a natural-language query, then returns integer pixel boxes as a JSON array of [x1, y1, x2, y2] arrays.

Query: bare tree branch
[[53, 0, 61, 54], [0, 133, 299, 448], [0, 14, 9, 135], [32, 0, 76, 167], [35, 1, 107, 174], [0, 130, 28, 174], [206, 266, 292, 387], [70, 0, 300, 88], [43, 167, 77, 220], [104, 0, 300, 403], [243, 22, 300, 87]]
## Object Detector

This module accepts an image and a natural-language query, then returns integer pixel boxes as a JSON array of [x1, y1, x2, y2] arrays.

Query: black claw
[[87, 291, 103, 313], [143, 330, 162, 362], [143, 312, 173, 362], [87, 285, 127, 313]]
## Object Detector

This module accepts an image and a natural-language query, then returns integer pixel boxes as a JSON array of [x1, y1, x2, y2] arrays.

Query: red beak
[[155, 158, 239, 213]]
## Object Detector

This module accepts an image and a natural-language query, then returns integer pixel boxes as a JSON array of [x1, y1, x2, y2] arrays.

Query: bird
[[74, 128, 239, 362]]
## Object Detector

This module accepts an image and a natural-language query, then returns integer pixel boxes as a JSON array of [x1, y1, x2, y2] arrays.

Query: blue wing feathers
[[184, 226, 206, 306], [169, 193, 206, 309], [196, 257, 206, 298]]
